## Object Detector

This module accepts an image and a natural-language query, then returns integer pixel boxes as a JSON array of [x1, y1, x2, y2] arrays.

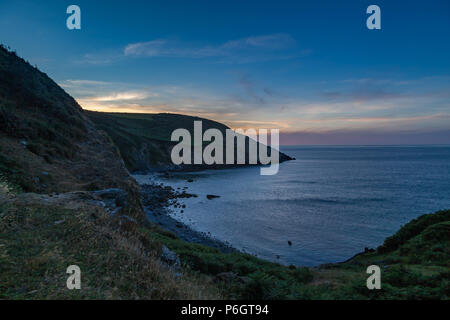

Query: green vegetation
[[0, 45, 87, 161], [0, 44, 87, 192], [143, 225, 313, 299], [378, 209, 450, 255], [4, 183, 446, 300], [0, 44, 140, 217], [87, 111, 229, 143], [144, 209, 450, 299], [86, 111, 231, 171], [0, 194, 220, 299], [86, 111, 293, 172]]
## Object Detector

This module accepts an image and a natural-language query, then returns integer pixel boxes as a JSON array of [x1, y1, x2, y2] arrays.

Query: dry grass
[[0, 177, 10, 194], [0, 192, 221, 299]]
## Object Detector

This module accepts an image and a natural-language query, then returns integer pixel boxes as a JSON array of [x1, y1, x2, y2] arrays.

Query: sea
[[135, 145, 450, 266]]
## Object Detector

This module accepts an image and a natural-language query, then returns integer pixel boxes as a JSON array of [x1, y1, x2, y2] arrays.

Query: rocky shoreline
[[140, 182, 236, 253]]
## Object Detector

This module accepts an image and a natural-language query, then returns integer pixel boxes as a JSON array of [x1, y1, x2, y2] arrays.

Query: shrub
[[240, 272, 275, 300], [378, 210, 450, 253], [291, 267, 314, 283]]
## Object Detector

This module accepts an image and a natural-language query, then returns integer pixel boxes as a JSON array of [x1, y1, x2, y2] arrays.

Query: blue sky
[[1, 0, 449, 144]]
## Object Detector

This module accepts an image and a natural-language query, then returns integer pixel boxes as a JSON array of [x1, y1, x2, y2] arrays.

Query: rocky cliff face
[[86, 111, 294, 172], [0, 45, 143, 220]]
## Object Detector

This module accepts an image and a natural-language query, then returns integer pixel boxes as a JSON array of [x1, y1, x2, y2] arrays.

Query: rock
[[87, 200, 107, 209], [117, 215, 137, 223], [319, 263, 335, 269], [92, 188, 128, 208], [215, 272, 249, 284], [206, 194, 220, 200], [187, 179, 194, 183], [215, 272, 238, 282], [237, 276, 251, 284], [161, 245, 181, 268], [288, 241, 292, 246], [116, 215, 137, 233], [110, 207, 122, 215]]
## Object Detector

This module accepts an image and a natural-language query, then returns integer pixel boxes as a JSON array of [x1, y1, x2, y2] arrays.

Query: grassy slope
[[309, 210, 450, 299], [2, 185, 448, 299], [0, 45, 214, 299], [0, 192, 220, 299], [144, 209, 449, 299], [87, 111, 230, 142], [0, 46, 134, 194], [85, 111, 229, 170], [86, 111, 293, 172], [0, 45, 142, 221]]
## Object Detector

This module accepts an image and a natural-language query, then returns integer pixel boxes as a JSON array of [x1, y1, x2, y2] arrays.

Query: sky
[[0, 0, 449, 144]]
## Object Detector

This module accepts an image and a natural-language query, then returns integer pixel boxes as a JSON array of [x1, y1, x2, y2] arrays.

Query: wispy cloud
[[318, 76, 450, 107], [75, 34, 305, 65], [89, 91, 154, 102], [60, 79, 110, 87], [122, 34, 300, 63], [124, 39, 221, 58], [59, 79, 159, 110], [60, 75, 450, 138], [237, 73, 268, 104], [74, 52, 125, 66], [280, 129, 450, 145], [124, 34, 296, 57], [222, 34, 295, 50]]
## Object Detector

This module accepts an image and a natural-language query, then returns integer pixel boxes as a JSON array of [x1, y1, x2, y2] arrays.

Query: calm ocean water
[[142, 146, 450, 266]]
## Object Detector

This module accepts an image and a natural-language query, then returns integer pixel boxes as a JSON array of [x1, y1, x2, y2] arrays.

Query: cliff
[[0, 45, 142, 220], [86, 111, 294, 172]]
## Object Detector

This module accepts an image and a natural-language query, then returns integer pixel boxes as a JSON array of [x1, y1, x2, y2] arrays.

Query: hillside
[[86, 111, 293, 172], [0, 45, 220, 298], [0, 190, 222, 299], [1, 188, 448, 299], [0, 45, 141, 217]]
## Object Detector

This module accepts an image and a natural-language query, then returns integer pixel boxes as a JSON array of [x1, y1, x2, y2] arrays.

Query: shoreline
[[136, 172, 379, 267], [140, 182, 236, 254], [136, 171, 370, 267], [140, 181, 372, 267]]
